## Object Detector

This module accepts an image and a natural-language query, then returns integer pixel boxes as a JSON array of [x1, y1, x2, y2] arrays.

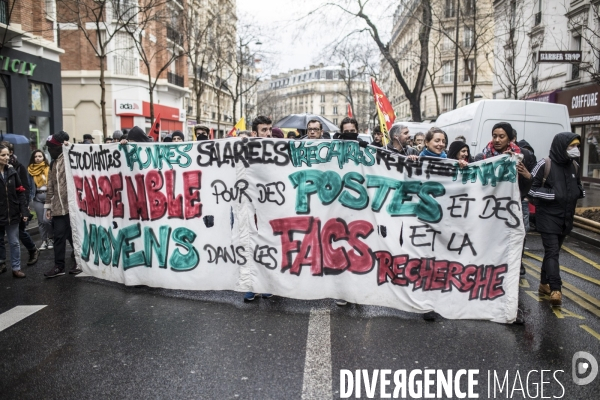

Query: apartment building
[[257, 64, 371, 130], [381, 0, 494, 121], [492, 0, 600, 185], [59, 0, 189, 141], [0, 0, 63, 148]]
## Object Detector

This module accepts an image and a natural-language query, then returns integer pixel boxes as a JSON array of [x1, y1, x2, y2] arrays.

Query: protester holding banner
[[528, 132, 585, 306], [244, 115, 274, 302], [371, 125, 383, 147], [194, 126, 210, 141], [447, 141, 471, 167], [0, 144, 29, 278], [387, 124, 418, 156], [44, 131, 81, 278], [28, 150, 54, 251], [172, 131, 185, 142], [418, 127, 448, 159], [251, 116, 273, 138]]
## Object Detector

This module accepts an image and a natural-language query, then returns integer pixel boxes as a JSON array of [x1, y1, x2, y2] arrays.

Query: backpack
[[530, 157, 579, 205]]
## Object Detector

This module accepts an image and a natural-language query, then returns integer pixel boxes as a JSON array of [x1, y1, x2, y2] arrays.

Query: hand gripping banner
[[64, 139, 524, 323]]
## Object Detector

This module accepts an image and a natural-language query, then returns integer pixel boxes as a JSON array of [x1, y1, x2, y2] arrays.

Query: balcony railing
[[167, 26, 183, 46], [168, 72, 184, 87]]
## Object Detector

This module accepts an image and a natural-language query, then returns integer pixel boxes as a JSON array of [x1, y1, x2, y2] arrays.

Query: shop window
[[583, 125, 600, 178], [29, 82, 53, 149], [30, 82, 50, 112], [0, 75, 9, 133]]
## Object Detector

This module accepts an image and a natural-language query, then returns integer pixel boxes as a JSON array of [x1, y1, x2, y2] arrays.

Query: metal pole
[[453, 0, 460, 109]]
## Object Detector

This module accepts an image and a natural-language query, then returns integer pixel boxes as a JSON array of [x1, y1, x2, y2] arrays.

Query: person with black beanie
[[172, 130, 185, 142], [44, 131, 81, 277]]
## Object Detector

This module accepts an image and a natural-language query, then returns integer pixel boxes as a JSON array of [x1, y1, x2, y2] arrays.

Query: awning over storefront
[[524, 89, 560, 103], [556, 84, 600, 125], [116, 100, 185, 131]]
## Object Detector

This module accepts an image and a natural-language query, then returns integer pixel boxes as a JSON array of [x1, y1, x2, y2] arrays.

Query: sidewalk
[[578, 183, 600, 208]]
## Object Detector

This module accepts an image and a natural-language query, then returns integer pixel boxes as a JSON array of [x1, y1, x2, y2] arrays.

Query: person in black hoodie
[[528, 132, 585, 306], [0, 144, 29, 278]]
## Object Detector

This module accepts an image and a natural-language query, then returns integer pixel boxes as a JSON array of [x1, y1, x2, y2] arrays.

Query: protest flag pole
[[370, 78, 396, 146], [149, 113, 161, 142]]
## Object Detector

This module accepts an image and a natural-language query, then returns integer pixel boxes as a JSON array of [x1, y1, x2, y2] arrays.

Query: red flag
[[149, 113, 161, 141], [371, 78, 396, 145], [347, 103, 353, 118], [209, 128, 214, 139]]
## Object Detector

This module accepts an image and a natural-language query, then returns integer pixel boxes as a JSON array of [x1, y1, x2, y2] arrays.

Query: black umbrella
[[274, 113, 339, 132]]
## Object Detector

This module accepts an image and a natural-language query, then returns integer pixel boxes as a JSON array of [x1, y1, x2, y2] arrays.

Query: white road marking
[[302, 309, 333, 399], [0, 305, 47, 332]]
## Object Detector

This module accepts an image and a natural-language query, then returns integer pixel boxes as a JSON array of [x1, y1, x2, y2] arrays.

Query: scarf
[[28, 162, 50, 188], [481, 140, 521, 159], [419, 148, 447, 158]]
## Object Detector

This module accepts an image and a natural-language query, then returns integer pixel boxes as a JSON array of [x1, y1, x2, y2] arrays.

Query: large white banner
[[64, 138, 524, 323]]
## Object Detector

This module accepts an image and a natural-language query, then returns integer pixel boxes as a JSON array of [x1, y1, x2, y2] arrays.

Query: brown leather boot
[[12, 270, 26, 278], [550, 291, 562, 306], [538, 284, 551, 296]]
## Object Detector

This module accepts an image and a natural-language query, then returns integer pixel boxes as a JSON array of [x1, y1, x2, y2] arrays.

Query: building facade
[[59, 0, 189, 141], [381, 0, 495, 121], [257, 64, 371, 131], [492, 0, 600, 185], [0, 0, 63, 150]]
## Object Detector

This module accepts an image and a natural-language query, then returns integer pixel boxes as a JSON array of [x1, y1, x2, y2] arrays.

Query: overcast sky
[[237, 0, 392, 77]]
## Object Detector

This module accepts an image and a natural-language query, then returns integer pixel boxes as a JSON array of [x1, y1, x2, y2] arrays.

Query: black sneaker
[[69, 266, 83, 275], [423, 311, 437, 321], [27, 248, 40, 265], [44, 266, 65, 278]]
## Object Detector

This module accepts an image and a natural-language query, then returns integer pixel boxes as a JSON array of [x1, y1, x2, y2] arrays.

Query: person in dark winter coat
[[0, 141, 40, 267], [528, 132, 585, 306], [0, 144, 29, 278]]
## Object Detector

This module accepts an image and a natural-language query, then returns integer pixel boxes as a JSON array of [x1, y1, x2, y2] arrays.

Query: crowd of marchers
[[1, 116, 585, 325]]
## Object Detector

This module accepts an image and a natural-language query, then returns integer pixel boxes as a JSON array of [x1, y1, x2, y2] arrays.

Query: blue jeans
[[0, 223, 21, 271], [0, 220, 36, 262]]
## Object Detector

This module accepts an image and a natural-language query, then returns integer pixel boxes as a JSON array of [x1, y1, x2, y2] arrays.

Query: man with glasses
[[251, 115, 272, 138], [306, 119, 323, 139]]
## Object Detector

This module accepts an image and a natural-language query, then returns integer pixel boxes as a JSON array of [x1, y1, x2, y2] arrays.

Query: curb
[[569, 226, 600, 248]]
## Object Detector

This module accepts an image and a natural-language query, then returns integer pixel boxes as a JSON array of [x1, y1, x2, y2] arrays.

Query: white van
[[435, 100, 571, 158]]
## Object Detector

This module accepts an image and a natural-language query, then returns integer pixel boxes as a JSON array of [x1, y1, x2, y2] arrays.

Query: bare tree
[[493, 0, 536, 99], [429, 0, 495, 105], [57, 0, 143, 137], [122, 0, 180, 125], [327, 42, 374, 130], [182, 0, 216, 126], [307, 0, 432, 122]]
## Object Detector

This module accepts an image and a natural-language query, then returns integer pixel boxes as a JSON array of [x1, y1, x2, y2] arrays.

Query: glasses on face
[[343, 130, 357, 134], [307, 128, 322, 132]]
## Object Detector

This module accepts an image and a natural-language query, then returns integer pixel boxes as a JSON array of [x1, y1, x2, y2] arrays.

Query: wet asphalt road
[[0, 232, 599, 399]]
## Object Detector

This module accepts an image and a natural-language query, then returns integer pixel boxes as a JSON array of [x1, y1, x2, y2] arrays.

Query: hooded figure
[[528, 132, 585, 306], [447, 140, 471, 162], [127, 126, 152, 143]]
